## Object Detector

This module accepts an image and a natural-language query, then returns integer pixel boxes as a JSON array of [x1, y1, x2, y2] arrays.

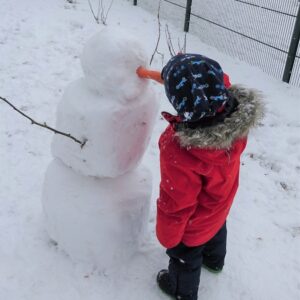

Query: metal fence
[[133, 0, 300, 87]]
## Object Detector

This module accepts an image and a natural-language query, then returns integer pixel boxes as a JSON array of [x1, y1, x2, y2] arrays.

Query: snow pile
[[52, 78, 157, 177], [42, 27, 159, 268]]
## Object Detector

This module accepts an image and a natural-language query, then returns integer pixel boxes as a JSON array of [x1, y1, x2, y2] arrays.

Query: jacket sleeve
[[156, 161, 202, 249]]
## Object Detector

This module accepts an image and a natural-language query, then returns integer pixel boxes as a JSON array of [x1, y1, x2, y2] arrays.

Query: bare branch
[[157, 50, 165, 67], [98, 0, 102, 21], [165, 24, 176, 57], [88, 0, 114, 25], [183, 32, 187, 53], [100, 0, 105, 23], [88, 0, 100, 24], [103, 0, 114, 25], [0, 96, 87, 148], [177, 32, 187, 54], [150, 0, 164, 66], [177, 38, 181, 54]]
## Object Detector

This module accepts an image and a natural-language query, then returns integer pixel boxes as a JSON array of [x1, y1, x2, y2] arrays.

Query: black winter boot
[[157, 269, 198, 300], [202, 259, 223, 273], [157, 269, 176, 297]]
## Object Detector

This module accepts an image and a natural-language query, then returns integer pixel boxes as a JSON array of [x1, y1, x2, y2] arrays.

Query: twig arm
[[0, 96, 87, 148]]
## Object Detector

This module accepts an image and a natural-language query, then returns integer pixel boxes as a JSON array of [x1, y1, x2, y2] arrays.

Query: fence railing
[[133, 0, 300, 87]]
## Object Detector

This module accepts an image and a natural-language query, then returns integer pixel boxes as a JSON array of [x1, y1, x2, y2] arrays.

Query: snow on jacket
[[156, 85, 264, 249]]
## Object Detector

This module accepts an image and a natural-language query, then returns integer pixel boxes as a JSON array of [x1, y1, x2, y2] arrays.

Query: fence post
[[283, 5, 300, 83], [184, 0, 193, 32], [133, 0, 137, 6]]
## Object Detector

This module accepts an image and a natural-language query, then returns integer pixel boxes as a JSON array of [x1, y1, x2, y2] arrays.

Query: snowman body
[[52, 78, 157, 178], [42, 28, 159, 268]]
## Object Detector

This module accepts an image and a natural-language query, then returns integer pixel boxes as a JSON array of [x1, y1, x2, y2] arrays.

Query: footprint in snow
[[70, 20, 84, 30], [247, 153, 281, 173]]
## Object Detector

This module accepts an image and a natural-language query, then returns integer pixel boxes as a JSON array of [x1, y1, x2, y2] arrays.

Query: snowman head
[[81, 27, 149, 103]]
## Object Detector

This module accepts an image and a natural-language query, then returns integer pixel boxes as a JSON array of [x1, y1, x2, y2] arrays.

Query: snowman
[[42, 27, 159, 268]]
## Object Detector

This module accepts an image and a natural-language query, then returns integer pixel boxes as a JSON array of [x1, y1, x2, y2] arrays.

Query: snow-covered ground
[[0, 0, 300, 299]]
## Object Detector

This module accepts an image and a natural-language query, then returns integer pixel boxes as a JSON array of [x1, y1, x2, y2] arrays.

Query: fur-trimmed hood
[[175, 85, 264, 149]]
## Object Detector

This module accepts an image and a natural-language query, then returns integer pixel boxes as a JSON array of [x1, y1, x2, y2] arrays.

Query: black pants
[[166, 223, 227, 299]]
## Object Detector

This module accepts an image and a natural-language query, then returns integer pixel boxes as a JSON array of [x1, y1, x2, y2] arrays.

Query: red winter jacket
[[156, 84, 262, 249]]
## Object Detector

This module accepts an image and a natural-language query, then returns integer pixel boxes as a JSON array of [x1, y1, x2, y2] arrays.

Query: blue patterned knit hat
[[162, 53, 230, 122]]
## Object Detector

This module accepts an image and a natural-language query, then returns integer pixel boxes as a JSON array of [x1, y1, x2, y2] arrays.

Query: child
[[137, 54, 263, 300]]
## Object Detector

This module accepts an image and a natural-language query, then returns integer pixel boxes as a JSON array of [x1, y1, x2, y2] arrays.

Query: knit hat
[[162, 54, 230, 122]]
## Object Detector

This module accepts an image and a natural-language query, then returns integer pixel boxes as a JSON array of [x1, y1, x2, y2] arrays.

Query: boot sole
[[202, 263, 223, 274]]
